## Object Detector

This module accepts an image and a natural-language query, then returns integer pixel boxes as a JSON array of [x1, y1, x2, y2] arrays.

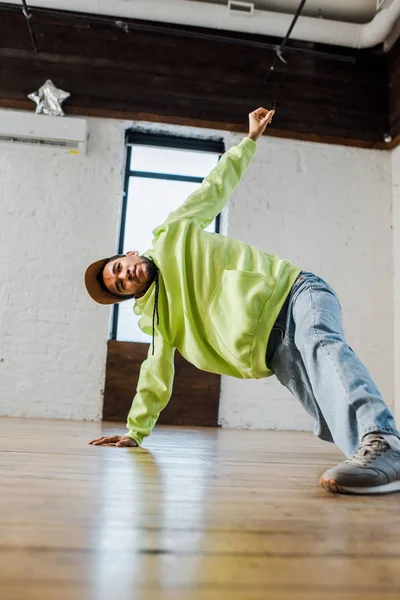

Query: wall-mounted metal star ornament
[[28, 80, 70, 116]]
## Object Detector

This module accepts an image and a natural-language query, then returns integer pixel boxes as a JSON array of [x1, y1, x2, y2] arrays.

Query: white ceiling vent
[[0, 110, 88, 155], [228, 1, 254, 16]]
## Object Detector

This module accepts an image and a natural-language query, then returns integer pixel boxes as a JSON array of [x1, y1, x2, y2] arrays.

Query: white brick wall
[[0, 114, 126, 419], [393, 145, 400, 425], [0, 110, 396, 432]]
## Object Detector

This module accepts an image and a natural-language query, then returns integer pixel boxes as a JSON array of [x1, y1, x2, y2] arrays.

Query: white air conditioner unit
[[0, 110, 88, 155]]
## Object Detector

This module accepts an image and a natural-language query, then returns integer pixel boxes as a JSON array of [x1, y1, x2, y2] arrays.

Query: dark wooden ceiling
[[0, 5, 399, 148], [389, 38, 400, 143]]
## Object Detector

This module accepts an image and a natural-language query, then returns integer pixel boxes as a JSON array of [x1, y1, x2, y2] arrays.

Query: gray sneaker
[[320, 433, 400, 495]]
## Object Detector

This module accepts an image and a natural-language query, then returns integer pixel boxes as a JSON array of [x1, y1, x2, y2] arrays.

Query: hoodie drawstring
[[150, 260, 160, 355]]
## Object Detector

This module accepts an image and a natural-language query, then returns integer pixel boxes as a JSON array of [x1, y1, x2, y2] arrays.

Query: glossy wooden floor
[[1, 418, 400, 600]]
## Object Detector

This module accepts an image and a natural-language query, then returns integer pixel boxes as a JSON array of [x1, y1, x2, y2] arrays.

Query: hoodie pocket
[[207, 269, 274, 365]]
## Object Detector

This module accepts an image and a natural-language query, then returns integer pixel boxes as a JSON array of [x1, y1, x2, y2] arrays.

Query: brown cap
[[84, 257, 132, 305]]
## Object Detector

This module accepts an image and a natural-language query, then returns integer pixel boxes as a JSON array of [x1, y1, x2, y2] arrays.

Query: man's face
[[102, 251, 154, 299]]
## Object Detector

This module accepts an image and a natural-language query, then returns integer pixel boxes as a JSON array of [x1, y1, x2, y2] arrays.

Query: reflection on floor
[[1, 417, 400, 600]]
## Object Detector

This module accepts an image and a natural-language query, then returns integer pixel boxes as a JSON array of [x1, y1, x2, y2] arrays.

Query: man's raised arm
[[153, 107, 275, 233]]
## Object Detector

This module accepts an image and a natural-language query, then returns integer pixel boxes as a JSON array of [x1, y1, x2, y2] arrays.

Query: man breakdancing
[[85, 107, 400, 495]]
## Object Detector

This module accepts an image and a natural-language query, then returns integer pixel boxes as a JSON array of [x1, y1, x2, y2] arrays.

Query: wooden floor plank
[[1, 417, 399, 600], [2, 522, 400, 556]]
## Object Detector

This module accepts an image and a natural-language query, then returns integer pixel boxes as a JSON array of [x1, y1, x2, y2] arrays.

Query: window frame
[[111, 132, 225, 341]]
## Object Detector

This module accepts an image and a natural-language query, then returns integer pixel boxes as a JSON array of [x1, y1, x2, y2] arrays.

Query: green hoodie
[[127, 137, 301, 444]]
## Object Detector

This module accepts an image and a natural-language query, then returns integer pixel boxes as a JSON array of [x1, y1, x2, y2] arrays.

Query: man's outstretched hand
[[248, 106, 275, 142], [88, 435, 138, 447]]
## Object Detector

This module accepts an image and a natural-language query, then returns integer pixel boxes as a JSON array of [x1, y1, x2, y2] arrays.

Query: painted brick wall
[[0, 114, 125, 419], [0, 112, 395, 432], [393, 145, 400, 426]]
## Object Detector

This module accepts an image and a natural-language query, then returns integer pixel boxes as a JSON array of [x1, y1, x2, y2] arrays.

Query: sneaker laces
[[347, 434, 390, 467]]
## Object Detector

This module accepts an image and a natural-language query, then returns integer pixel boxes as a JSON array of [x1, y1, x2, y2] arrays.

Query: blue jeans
[[266, 272, 399, 457]]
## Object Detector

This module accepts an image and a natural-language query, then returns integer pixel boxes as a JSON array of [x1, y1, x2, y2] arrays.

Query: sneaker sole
[[320, 477, 400, 495]]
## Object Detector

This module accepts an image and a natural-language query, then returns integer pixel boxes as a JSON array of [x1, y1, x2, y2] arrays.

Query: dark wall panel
[[103, 341, 221, 427], [389, 39, 400, 141]]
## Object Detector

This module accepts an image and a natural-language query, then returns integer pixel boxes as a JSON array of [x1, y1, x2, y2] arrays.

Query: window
[[111, 132, 224, 343]]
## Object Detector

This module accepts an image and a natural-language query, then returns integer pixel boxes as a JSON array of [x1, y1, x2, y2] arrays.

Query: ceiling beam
[[0, 7, 395, 148]]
